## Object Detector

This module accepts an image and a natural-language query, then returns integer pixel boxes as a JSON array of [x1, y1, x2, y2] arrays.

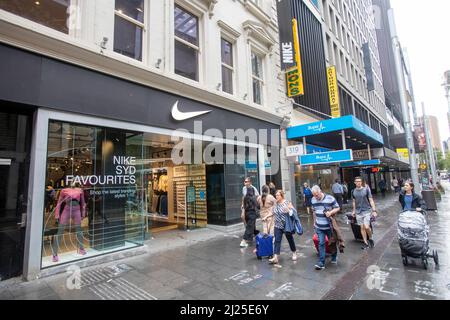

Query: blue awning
[[340, 159, 381, 168], [287, 116, 384, 150]]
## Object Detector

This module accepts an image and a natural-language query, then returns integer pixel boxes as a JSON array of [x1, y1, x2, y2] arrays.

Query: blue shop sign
[[300, 150, 353, 166], [245, 161, 271, 169], [306, 144, 332, 154], [340, 159, 381, 168], [287, 115, 383, 145]]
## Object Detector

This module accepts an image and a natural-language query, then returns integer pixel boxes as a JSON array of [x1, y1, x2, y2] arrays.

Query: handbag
[[294, 219, 303, 235]]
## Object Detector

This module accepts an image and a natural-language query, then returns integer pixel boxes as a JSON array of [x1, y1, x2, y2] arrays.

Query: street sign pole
[[389, 9, 420, 189]]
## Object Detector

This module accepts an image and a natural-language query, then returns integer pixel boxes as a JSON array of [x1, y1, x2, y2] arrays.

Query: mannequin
[[52, 182, 87, 262]]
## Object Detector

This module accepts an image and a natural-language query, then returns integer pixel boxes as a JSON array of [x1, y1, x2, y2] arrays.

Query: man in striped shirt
[[311, 185, 341, 270]]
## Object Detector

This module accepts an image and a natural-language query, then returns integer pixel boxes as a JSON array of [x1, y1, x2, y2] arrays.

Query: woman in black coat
[[240, 187, 258, 247], [399, 182, 427, 212]]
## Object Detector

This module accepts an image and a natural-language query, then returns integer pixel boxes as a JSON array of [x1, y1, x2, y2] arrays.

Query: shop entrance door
[[0, 110, 32, 281]]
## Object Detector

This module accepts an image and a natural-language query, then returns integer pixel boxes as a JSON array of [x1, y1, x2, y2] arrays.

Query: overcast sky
[[390, 0, 450, 142]]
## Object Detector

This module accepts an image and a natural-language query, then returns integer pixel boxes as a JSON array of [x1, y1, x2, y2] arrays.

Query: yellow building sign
[[396, 148, 410, 162], [286, 67, 302, 97], [327, 66, 340, 118], [286, 19, 304, 97]]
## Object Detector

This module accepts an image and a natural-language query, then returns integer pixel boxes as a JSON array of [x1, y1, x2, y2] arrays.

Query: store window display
[[148, 168, 169, 216], [51, 182, 87, 262], [42, 121, 145, 267]]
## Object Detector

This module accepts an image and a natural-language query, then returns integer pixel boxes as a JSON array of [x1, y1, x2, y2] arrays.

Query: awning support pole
[[368, 144, 372, 160], [341, 130, 346, 150]]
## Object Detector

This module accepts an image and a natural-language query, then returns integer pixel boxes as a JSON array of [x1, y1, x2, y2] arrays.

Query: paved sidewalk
[[350, 182, 450, 300], [0, 191, 429, 300]]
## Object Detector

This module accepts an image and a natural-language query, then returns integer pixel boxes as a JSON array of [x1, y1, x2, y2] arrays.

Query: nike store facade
[[0, 44, 281, 280]]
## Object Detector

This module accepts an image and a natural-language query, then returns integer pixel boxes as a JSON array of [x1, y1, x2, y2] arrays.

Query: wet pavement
[[351, 182, 450, 300], [1, 184, 450, 300]]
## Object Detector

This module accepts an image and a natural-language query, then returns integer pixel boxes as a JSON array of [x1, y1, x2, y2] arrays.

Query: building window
[[251, 52, 264, 105], [221, 38, 234, 94], [114, 0, 145, 61], [174, 5, 199, 81], [0, 0, 70, 33]]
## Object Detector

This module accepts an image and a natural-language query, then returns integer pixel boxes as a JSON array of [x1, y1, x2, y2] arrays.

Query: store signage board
[[286, 144, 304, 157], [300, 150, 353, 166], [287, 116, 383, 145], [245, 161, 271, 169], [396, 148, 409, 162], [286, 66, 303, 97], [339, 159, 381, 168], [276, 0, 296, 71], [327, 66, 341, 118], [352, 148, 384, 160]]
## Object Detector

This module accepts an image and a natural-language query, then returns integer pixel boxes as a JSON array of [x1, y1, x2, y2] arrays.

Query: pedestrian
[[347, 180, 356, 201], [378, 179, 387, 198], [303, 182, 313, 215], [269, 182, 277, 197], [398, 178, 404, 191], [311, 185, 341, 270], [391, 177, 399, 193], [352, 176, 378, 250], [332, 179, 344, 211], [240, 187, 258, 248], [257, 185, 276, 236], [399, 182, 427, 212], [268, 190, 299, 265], [342, 181, 349, 204], [241, 177, 260, 225]]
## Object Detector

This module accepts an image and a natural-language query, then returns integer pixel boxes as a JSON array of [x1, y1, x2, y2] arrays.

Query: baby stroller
[[397, 211, 438, 270]]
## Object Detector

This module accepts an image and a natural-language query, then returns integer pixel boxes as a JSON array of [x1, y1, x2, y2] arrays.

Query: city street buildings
[[0, 0, 292, 281]]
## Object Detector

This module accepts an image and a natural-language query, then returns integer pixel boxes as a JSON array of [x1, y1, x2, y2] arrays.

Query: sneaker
[[268, 256, 279, 264], [361, 243, 370, 250], [292, 252, 298, 261], [315, 263, 325, 270], [78, 248, 87, 256], [52, 255, 59, 263], [240, 240, 248, 248], [331, 257, 338, 265], [368, 239, 375, 248]]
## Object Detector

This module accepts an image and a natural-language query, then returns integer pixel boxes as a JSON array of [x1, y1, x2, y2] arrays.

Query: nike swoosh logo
[[171, 101, 211, 121]]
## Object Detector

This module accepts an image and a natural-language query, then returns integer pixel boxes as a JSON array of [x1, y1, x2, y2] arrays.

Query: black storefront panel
[[0, 44, 279, 142]]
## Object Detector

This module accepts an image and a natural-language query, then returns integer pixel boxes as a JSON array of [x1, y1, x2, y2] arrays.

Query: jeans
[[273, 227, 297, 255], [316, 228, 337, 265]]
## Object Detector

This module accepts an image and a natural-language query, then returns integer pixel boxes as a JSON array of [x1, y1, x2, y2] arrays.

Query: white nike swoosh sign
[[171, 101, 211, 121]]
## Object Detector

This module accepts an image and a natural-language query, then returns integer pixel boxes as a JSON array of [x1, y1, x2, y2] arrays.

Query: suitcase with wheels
[[313, 233, 331, 254], [346, 213, 373, 241], [255, 233, 273, 259]]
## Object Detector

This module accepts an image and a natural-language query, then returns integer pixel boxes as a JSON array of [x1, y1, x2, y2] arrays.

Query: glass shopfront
[[42, 121, 146, 267], [42, 120, 264, 266], [294, 164, 336, 209]]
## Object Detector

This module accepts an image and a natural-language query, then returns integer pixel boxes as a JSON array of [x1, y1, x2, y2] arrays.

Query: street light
[[388, 9, 420, 189]]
